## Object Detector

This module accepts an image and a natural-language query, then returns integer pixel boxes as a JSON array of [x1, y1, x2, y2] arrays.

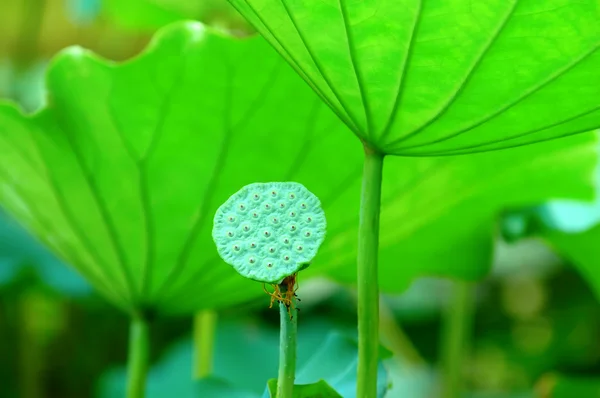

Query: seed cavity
[[267, 261, 273, 268], [268, 247, 275, 253], [271, 190, 277, 197], [300, 203, 307, 209], [239, 203, 246, 211], [306, 217, 312, 223], [289, 211, 297, 217], [263, 230, 271, 237], [252, 193, 260, 200], [289, 193, 296, 199], [272, 217, 279, 224], [233, 244, 240, 251], [252, 212, 259, 218], [249, 257, 256, 264], [226, 231, 234, 237], [250, 242, 257, 248], [242, 225, 250, 232], [296, 245, 303, 251], [305, 231, 311, 237]]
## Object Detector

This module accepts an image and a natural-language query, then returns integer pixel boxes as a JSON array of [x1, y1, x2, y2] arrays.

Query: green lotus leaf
[[0, 21, 361, 314], [229, 0, 600, 155], [306, 131, 597, 291], [212, 182, 327, 284], [0, 19, 596, 316]]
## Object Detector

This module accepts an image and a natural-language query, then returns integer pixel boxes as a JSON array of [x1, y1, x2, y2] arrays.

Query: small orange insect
[[262, 273, 301, 319]]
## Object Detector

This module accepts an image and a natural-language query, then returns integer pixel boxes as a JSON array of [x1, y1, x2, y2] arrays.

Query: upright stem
[[277, 295, 298, 398], [126, 315, 150, 398], [357, 146, 384, 398], [193, 310, 218, 379], [440, 281, 475, 398]]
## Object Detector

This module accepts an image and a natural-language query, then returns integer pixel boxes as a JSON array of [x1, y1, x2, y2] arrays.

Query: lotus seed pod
[[213, 182, 326, 283]]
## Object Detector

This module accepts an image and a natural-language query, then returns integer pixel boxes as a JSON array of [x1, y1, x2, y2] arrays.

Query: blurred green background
[[1, 1, 600, 397]]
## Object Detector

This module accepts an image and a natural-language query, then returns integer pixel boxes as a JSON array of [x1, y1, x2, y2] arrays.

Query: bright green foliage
[[0, 19, 596, 315], [0, 21, 360, 314], [213, 182, 326, 283], [229, 0, 600, 155], [310, 132, 598, 292]]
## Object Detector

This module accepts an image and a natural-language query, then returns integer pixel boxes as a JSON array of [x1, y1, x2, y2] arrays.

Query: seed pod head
[[213, 182, 326, 283]]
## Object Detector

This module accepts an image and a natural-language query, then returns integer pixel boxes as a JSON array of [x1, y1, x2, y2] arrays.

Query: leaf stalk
[[126, 314, 150, 398], [357, 146, 384, 398]]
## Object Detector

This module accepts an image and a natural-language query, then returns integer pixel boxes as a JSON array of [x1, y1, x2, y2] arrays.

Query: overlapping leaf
[[543, 226, 600, 301], [0, 21, 363, 314], [308, 132, 597, 291], [496, 148, 600, 301], [230, 0, 600, 155], [98, 318, 389, 397]]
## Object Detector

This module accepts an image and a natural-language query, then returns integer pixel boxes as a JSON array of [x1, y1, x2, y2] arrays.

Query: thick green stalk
[[277, 295, 298, 398], [126, 315, 150, 398], [357, 146, 384, 398], [193, 310, 218, 379], [440, 281, 475, 398]]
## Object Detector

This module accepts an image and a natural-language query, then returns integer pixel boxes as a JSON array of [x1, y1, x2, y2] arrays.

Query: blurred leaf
[[98, 318, 388, 398], [102, 0, 252, 34], [266, 379, 341, 398], [291, 333, 390, 398], [231, 0, 600, 155], [314, 132, 597, 291], [521, 135, 600, 235], [0, 21, 362, 314], [542, 225, 600, 301], [537, 374, 600, 398], [102, 0, 198, 29], [0, 209, 91, 297]]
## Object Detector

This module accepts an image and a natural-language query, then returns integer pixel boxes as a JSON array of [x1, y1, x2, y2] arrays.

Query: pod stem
[[357, 146, 384, 398], [276, 281, 298, 398], [126, 314, 150, 398]]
